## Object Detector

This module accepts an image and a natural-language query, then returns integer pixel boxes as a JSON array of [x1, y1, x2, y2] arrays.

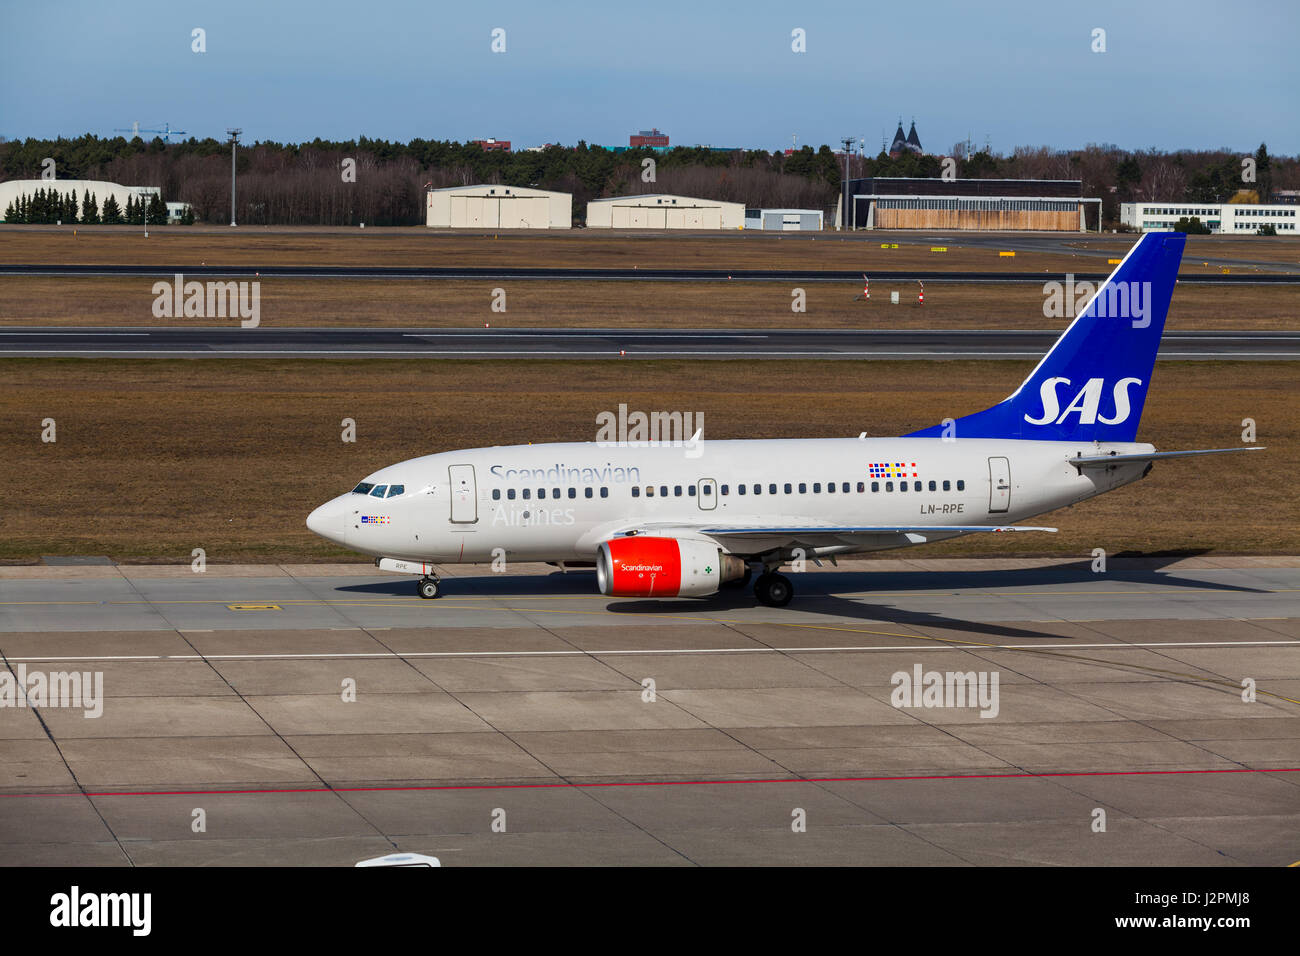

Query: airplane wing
[[1070, 446, 1264, 467], [615, 523, 1056, 553]]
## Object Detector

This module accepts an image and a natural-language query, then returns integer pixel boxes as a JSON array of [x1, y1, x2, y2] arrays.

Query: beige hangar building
[[425, 184, 571, 229], [586, 193, 745, 229]]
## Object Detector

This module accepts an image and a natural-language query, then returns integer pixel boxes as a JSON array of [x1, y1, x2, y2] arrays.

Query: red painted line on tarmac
[[5, 766, 1299, 799]]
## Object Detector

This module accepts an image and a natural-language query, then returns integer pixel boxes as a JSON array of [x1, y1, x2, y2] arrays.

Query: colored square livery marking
[[867, 461, 919, 478], [360, 515, 391, 524]]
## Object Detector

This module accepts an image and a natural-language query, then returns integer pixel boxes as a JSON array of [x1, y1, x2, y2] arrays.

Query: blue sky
[[2, 0, 1296, 154]]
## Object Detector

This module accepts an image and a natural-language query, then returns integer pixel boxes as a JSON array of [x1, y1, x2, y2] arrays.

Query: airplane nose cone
[[306, 503, 346, 543]]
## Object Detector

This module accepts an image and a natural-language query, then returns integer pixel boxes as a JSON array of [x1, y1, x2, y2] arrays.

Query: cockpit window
[[352, 482, 375, 495], [369, 484, 388, 498], [386, 485, 404, 498]]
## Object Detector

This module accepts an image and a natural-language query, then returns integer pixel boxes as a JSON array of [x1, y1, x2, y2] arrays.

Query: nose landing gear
[[417, 576, 441, 600]]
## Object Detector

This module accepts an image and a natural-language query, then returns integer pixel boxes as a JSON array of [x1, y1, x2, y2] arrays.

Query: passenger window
[[688, 485, 696, 496], [370, 485, 388, 497], [553, 488, 561, 499], [568, 488, 576, 499], [492, 489, 501, 500], [914, 481, 921, 492], [522, 489, 531, 500], [537, 488, 545, 499], [957, 480, 965, 491], [600, 487, 608, 498], [857, 482, 865, 493], [632, 487, 640, 498], [899, 482, 907, 492], [886, 481, 894, 492], [508, 489, 516, 500], [674, 486, 682, 496], [842, 483, 850, 493], [813, 483, 821, 493], [703, 485, 712, 495], [720, 485, 728, 495], [660, 485, 668, 497], [942, 480, 950, 491], [753, 484, 762, 495], [738, 484, 746, 495], [871, 481, 879, 492], [827, 482, 836, 493], [584, 487, 593, 499], [799, 483, 807, 494], [929, 481, 936, 491], [647, 486, 655, 497], [769, 483, 777, 495], [387, 485, 404, 497], [784, 483, 792, 494]]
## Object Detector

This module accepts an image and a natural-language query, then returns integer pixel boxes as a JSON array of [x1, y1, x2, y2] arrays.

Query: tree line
[[0, 133, 1294, 226], [2, 186, 180, 225]]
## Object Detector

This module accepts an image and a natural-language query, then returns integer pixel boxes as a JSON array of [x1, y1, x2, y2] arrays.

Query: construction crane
[[112, 121, 188, 142]]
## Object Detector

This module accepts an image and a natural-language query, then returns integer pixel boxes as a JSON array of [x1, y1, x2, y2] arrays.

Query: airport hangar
[[837, 177, 1102, 232], [0, 178, 162, 221], [425, 184, 572, 229], [586, 193, 746, 229]]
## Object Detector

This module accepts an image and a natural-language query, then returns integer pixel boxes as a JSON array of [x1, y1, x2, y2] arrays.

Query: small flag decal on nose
[[360, 515, 391, 524]]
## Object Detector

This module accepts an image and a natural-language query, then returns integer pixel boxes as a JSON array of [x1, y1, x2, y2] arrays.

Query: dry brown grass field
[[2, 227, 1296, 273], [1, 277, 1296, 330], [2, 359, 1294, 563]]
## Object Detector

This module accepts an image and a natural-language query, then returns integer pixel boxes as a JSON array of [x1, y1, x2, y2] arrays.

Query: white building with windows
[[0, 178, 160, 221], [1120, 202, 1298, 234]]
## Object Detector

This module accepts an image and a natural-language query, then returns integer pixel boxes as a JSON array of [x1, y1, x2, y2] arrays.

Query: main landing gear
[[417, 576, 441, 600], [754, 572, 793, 608]]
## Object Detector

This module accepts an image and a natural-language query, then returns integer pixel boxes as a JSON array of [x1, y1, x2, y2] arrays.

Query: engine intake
[[596, 536, 745, 597]]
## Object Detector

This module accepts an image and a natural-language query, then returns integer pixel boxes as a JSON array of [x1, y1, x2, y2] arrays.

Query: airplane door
[[448, 464, 477, 523], [988, 457, 1010, 513], [697, 478, 717, 511]]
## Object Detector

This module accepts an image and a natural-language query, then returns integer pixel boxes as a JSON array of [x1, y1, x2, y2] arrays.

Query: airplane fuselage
[[307, 437, 1153, 565]]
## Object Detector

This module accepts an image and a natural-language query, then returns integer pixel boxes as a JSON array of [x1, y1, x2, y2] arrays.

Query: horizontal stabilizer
[[1070, 446, 1264, 467]]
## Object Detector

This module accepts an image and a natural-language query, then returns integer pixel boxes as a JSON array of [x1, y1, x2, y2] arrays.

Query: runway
[[3, 327, 1298, 359], [2, 557, 1297, 866], [4, 263, 1298, 283]]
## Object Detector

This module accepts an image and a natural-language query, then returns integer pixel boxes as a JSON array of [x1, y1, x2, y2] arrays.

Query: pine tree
[[148, 193, 167, 225], [66, 191, 78, 222], [180, 205, 195, 225], [125, 195, 137, 223], [102, 195, 123, 224], [3, 201, 13, 222], [83, 191, 99, 224]]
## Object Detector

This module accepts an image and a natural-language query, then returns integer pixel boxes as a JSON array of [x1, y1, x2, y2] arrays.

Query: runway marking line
[[4, 766, 1298, 800], [6, 638, 1298, 663]]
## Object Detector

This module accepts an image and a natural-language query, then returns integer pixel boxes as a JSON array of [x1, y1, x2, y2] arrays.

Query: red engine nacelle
[[596, 536, 745, 598]]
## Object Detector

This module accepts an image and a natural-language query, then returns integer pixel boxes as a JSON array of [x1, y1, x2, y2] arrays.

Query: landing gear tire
[[754, 572, 793, 608], [417, 577, 441, 600]]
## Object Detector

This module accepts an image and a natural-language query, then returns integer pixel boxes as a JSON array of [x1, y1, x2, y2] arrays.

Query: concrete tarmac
[[2, 556, 1297, 866]]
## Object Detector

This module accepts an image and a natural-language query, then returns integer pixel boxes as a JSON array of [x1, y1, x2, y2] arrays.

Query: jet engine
[[596, 536, 746, 597]]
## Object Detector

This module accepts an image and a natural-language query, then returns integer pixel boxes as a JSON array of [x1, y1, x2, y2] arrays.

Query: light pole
[[226, 128, 241, 226], [841, 136, 855, 231]]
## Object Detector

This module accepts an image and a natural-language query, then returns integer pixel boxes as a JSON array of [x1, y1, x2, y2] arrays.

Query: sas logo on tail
[[1024, 377, 1142, 426]]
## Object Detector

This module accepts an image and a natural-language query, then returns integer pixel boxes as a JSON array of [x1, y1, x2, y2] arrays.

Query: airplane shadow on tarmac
[[333, 553, 1267, 645]]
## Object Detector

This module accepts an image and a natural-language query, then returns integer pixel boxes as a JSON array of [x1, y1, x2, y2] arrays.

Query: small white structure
[[1120, 201, 1298, 234], [744, 208, 824, 230], [426, 184, 571, 229], [586, 193, 745, 229], [0, 179, 160, 221], [165, 201, 191, 223]]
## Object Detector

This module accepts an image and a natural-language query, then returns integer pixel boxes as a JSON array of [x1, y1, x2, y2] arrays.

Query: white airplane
[[307, 232, 1260, 607]]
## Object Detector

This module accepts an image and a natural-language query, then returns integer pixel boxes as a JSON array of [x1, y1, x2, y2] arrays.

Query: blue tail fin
[[908, 232, 1186, 443]]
